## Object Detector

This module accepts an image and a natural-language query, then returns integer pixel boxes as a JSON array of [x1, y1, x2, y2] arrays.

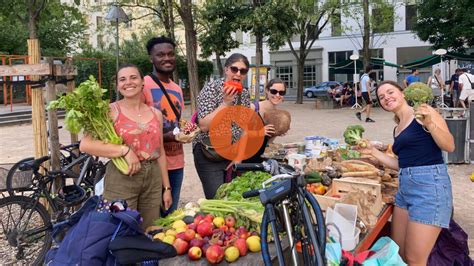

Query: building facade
[[216, 2, 444, 96]]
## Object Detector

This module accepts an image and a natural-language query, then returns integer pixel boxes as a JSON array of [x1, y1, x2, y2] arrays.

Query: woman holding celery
[[80, 64, 172, 229]]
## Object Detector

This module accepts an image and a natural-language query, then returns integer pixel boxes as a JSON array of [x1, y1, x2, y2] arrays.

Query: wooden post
[[66, 56, 78, 143], [28, 39, 49, 161], [45, 58, 61, 172]]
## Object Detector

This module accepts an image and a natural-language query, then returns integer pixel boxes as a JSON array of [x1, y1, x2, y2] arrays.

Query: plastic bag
[[362, 237, 407, 266]]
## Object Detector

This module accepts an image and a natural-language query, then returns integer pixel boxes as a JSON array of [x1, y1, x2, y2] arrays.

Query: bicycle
[[0, 153, 104, 265], [5, 142, 105, 197], [235, 159, 327, 266]]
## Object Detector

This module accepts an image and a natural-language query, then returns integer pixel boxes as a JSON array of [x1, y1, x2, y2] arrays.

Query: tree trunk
[[215, 51, 223, 77], [362, 0, 370, 69], [166, 0, 179, 83], [255, 32, 263, 100], [296, 56, 305, 104], [178, 0, 199, 112]]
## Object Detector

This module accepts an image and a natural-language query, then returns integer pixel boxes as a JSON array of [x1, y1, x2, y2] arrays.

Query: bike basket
[[9, 168, 34, 189]]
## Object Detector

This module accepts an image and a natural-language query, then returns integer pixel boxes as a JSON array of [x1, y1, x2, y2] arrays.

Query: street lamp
[[105, 2, 129, 100], [434, 48, 448, 108], [350, 54, 362, 109]]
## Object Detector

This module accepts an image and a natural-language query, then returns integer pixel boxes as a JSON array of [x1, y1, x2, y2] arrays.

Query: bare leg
[[366, 104, 372, 118], [404, 221, 442, 266], [391, 206, 409, 260]]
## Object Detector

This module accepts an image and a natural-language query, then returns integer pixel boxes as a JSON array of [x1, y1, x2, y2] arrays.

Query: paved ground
[[0, 101, 472, 256]]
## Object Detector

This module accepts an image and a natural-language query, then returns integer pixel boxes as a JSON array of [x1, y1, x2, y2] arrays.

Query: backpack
[[45, 196, 143, 266]]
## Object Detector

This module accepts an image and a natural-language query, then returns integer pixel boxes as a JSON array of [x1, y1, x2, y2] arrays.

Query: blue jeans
[[161, 168, 184, 217], [395, 164, 452, 228]]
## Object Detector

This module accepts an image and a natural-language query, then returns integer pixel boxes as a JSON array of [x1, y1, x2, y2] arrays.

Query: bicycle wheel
[[6, 157, 35, 197], [0, 196, 52, 265]]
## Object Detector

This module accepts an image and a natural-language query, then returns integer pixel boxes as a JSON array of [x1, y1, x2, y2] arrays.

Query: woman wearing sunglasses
[[244, 78, 287, 163], [193, 53, 252, 199]]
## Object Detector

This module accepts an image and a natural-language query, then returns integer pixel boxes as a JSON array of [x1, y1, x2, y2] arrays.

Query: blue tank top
[[392, 119, 444, 168]]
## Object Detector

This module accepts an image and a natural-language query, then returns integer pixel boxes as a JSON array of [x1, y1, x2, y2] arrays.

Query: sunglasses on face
[[269, 88, 286, 96], [229, 66, 249, 75]]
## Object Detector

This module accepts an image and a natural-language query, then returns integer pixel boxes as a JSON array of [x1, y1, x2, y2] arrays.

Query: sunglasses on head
[[269, 88, 286, 96], [229, 66, 249, 75]]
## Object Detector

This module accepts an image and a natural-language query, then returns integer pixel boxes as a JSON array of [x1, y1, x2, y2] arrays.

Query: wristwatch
[[163, 186, 172, 192]]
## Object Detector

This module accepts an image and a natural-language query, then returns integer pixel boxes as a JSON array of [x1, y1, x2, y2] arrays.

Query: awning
[[401, 52, 474, 69], [329, 57, 400, 74]]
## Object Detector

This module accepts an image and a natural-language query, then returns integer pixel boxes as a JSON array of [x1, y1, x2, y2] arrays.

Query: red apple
[[204, 214, 214, 223], [197, 221, 213, 237], [194, 215, 204, 225], [234, 238, 248, 256], [206, 244, 224, 264], [176, 232, 187, 241], [173, 238, 189, 255], [188, 246, 202, 260], [225, 215, 236, 228], [189, 238, 206, 249], [187, 223, 197, 231], [219, 225, 228, 232], [229, 227, 236, 234], [183, 229, 196, 242]]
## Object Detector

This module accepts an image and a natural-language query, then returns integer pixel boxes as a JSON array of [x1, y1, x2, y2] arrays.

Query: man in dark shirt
[[450, 68, 461, 107]]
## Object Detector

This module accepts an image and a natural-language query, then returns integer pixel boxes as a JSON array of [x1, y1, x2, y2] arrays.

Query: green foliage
[[414, 0, 474, 52], [0, 0, 86, 56], [198, 0, 241, 59], [214, 171, 271, 202], [404, 82, 434, 107], [343, 125, 365, 146]]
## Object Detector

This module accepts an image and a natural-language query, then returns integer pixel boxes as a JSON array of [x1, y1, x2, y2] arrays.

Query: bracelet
[[163, 186, 172, 192], [123, 146, 131, 156]]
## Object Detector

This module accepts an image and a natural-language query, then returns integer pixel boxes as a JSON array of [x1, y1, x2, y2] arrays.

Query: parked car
[[304, 81, 342, 98]]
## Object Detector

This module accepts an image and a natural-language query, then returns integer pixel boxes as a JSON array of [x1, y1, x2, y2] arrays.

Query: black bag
[[109, 234, 177, 264], [200, 136, 225, 162]]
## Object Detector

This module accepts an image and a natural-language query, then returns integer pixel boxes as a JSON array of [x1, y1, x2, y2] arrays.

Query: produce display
[[151, 212, 262, 264], [48, 76, 128, 174]]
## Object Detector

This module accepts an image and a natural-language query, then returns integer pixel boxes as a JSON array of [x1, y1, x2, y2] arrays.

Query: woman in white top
[[427, 68, 445, 98]]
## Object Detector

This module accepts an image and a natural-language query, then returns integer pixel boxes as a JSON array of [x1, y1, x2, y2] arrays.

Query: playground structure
[[0, 55, 105, 112]]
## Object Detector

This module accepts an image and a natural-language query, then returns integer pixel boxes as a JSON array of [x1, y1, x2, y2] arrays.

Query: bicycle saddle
[[19, 156, 50, 172]]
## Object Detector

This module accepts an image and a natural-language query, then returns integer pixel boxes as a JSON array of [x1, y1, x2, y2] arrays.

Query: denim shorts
[[395, 164, 452, 228]]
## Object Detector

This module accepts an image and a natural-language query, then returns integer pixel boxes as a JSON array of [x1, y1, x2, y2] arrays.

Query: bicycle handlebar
[[233, 163, 265, 172], [242, 189, 260, 199]]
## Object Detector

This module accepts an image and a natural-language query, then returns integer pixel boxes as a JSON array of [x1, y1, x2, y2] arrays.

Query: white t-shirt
[[459, 73, 474, 90], [360, 74, 370, 92]]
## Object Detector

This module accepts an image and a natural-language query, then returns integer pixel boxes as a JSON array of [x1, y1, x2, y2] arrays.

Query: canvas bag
[[45, 196, 143, 266]]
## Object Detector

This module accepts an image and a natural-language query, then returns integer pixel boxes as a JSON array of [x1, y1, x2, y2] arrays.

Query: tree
[[0, 0, 85, 56], [263, 0, 340, 104], [176, 0, 200, 111], [414, 0, 474, 52], [198, 1, 241, 76], [339, 0, 397, 69]]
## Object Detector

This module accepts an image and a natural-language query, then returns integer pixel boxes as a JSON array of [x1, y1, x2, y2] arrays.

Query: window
[[331, 11, 341, 37], [97, 34, 104, 49], [304, 65, 317, 87], [276, 66, 293, 89], [328, 51, 352, 81], [373, 7, 394, 33], [96, 16, 103, 30], [405, 5, 417, 31]]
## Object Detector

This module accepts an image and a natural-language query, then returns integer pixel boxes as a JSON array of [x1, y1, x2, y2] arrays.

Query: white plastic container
[[334, 203, 358, 236], [341, 227, 360, 251], [288, 154, 306, 172]]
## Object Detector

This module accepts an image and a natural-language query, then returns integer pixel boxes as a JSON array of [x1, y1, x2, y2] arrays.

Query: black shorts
[[361, 92, 372, 105]]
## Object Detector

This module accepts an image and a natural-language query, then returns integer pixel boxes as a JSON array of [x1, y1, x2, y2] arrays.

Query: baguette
[[341, 171, 378, 177]]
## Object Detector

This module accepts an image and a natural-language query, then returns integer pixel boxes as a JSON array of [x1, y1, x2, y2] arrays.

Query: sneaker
[[355, 112, 362, 121], [366, 118, 375, 123]]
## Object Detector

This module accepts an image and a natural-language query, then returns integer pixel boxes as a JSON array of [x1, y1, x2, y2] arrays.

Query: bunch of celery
[[48, 76, 128, 174]]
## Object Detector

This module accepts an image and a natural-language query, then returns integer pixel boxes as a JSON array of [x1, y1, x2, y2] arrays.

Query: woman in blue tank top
[[361, 80, 454, 265]]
